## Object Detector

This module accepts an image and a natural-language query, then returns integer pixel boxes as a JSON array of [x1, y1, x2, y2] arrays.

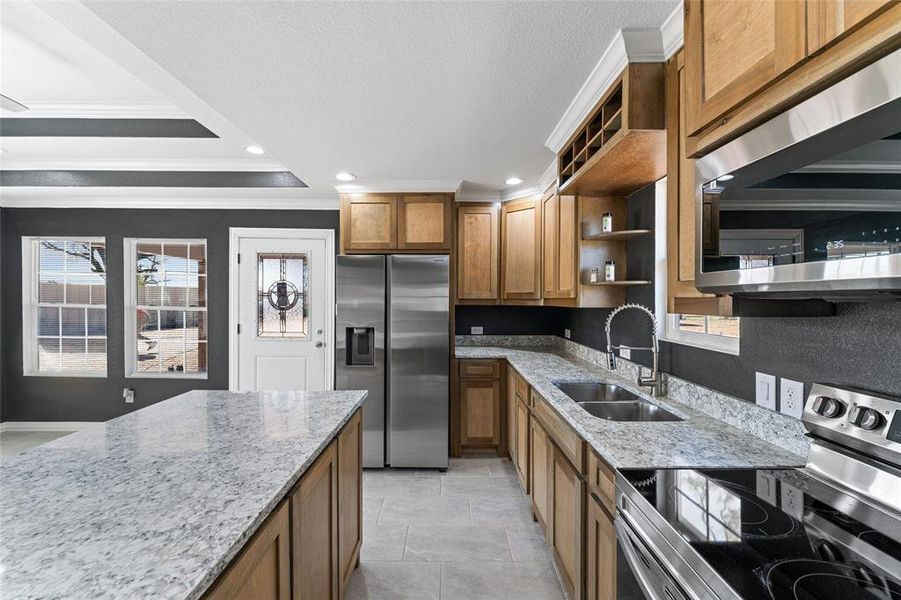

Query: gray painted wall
[[0, 207, 338, 422], [456, 184, 901, 402]]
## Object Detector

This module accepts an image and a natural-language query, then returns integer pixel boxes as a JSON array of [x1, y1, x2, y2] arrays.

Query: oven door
[[615, 517, 692, 600], [694, 48, 901, 298]]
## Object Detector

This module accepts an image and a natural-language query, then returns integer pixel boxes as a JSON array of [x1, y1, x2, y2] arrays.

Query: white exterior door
[[230, 228, 334, 392]]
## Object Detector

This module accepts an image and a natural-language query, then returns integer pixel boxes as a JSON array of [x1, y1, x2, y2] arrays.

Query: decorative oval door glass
[[257, 253, 308, 337]]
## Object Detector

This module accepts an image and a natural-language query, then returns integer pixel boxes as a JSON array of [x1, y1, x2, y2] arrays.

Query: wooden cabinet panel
[[341, 195, 397, 252], [458, 360, 501, 379], [557, 194, 578, 299], [460, 379, 501, 448], [586, 494, 616, 600], [456, 204, 499, 301], [204, 501, 291, 600], [398, 194, 452, 250], [514, 394, 530, 494], [542, 191, 559, 298], [337, 410, 362, 598], [533, 392, 583, 474], [586, 449, 616, 516], [529, 415, 551, 533], [291, 443, 338, 600], [550, 446, 584, 600], [807, 0, 893, 53], [684, 0, 807, 136], [501, 197, 542, 301], [506, 368, 518, 459]]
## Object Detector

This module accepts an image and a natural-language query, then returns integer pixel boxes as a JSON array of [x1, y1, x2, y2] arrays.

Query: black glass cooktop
[[619, 467, 901, 600]]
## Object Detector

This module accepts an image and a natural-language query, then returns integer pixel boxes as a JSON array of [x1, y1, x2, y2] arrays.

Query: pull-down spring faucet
[[604, 303, 666, 397]]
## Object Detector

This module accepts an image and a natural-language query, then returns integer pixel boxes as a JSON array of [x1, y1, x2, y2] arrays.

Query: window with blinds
[[24, 238, 108, 375], [124, 239, 208, 378]]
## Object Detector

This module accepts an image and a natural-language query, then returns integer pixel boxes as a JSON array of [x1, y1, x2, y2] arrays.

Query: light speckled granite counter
[[0, 389, 366, 600], [456, 345, 806, 470]]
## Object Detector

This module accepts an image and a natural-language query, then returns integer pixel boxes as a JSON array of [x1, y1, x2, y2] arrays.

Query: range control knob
[[811, 396, 845, 418], [848, 406, 885, 431]]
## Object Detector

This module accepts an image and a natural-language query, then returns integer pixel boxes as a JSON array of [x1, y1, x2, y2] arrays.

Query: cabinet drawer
[[532, 391, 583, 473], [586, 448, 616, 515], [459, 360, 501, 379]]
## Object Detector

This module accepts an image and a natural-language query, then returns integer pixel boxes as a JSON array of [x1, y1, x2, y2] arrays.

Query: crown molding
[[0, 187, 338, 210], [1, 102, 189, 119], [334, 180, 463, 194], [455, 190, 500, 202], [544, 9, 686, 154], [661, 3, 685, 60]]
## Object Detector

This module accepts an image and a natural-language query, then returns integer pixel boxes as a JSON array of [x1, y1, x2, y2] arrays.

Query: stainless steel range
[[616, 384, 901, 600]]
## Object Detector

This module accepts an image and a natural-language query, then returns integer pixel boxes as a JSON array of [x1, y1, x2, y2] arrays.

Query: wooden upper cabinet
[[542, 191, 559, 299], [456, 203, 499, 302], [684, 0, 807, 136], [397, 194, 452, 250], [340, 193, 452, 253], [501, 197, 542, 302], [666, 50, 732, 316], [807, 0, 894, 54], [341, 194, 398, 252], [204, 501, 291, 600]]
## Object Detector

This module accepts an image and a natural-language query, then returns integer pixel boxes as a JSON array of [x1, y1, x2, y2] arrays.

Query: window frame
[[123, 237, 209, 380], [663, 313, 740, 355], [21, 236, 109, 378]]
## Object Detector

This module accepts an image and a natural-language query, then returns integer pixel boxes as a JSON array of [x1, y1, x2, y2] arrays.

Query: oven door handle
[[615, 517, 671, 600]]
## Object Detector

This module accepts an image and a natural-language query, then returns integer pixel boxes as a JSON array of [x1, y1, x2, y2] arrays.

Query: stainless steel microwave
[[694, 48, 901, 300]]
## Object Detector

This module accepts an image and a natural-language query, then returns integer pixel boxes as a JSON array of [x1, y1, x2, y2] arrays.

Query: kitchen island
[[0, 389, 366, 600]]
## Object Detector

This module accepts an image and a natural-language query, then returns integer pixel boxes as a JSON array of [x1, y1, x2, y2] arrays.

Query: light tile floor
[[0, 430, 74, 459], [346, 457, 566, 600]]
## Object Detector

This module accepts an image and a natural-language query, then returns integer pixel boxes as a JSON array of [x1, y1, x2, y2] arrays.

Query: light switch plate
[[620, 347, 631, 360], [564, 328, 571, 339], [756, 471, 778, 506], [780, 378, 805, 419], [470, 326, 483, 335], [755, 372, 776, 410], [123, 388, 135, 404]]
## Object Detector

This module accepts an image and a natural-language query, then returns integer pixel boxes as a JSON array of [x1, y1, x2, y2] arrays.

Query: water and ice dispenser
[[345, 327, 375, 366]]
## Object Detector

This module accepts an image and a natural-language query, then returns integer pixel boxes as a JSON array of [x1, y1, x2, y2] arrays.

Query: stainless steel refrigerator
[[335, 255, 449, 469]]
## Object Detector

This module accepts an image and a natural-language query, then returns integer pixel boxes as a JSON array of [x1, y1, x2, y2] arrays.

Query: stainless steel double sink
[[553, 382, 683, 422]]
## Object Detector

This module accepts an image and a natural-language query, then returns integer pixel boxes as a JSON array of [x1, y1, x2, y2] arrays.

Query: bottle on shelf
[[589, 267, 599, 283], [602, 212, 613, 233], [604, 260, 616, 282]]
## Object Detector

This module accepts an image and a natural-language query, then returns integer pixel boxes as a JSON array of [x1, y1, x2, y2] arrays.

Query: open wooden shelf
[[582, 228, 651, 241], [557, 63, 665, 197], [581, 279, 651, 287]]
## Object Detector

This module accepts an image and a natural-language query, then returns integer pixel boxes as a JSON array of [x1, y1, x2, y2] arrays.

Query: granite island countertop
[[0, 389, 367, 600], [457, 345, 806, 470]]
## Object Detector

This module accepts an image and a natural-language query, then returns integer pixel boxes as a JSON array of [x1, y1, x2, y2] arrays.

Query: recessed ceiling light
[[335, 172, 357, 182], [245, 145, 264, 155], [505, 177, 524, 186], [718, 173, 735, 181]]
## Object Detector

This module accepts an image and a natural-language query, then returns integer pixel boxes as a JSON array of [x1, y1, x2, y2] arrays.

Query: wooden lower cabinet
[[292, 442, 339, 600], [204, 501, 291, 600], [529, 415, 551, 532], [514, 393, 530, 493], [550, 446, 584, 600], [586, 494, 617, 600], [337, 411, 362, 598], [506, 368, 518, 459], [459, 379, 501, 449]]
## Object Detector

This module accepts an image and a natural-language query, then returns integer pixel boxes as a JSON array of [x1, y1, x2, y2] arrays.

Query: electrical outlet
[[470, 326, 483, 335], [781, 482, 804, 520], [620, 347, 631, 360], [123, 388, 135, 404], [564, 328, 571, 339], [756, 472, 777, 505], [780, 378, 805, 419], [755, 372, 776, 410]]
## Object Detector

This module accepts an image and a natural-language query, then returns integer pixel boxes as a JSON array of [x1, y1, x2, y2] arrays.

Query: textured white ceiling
[[82, 0, 678, 199]]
